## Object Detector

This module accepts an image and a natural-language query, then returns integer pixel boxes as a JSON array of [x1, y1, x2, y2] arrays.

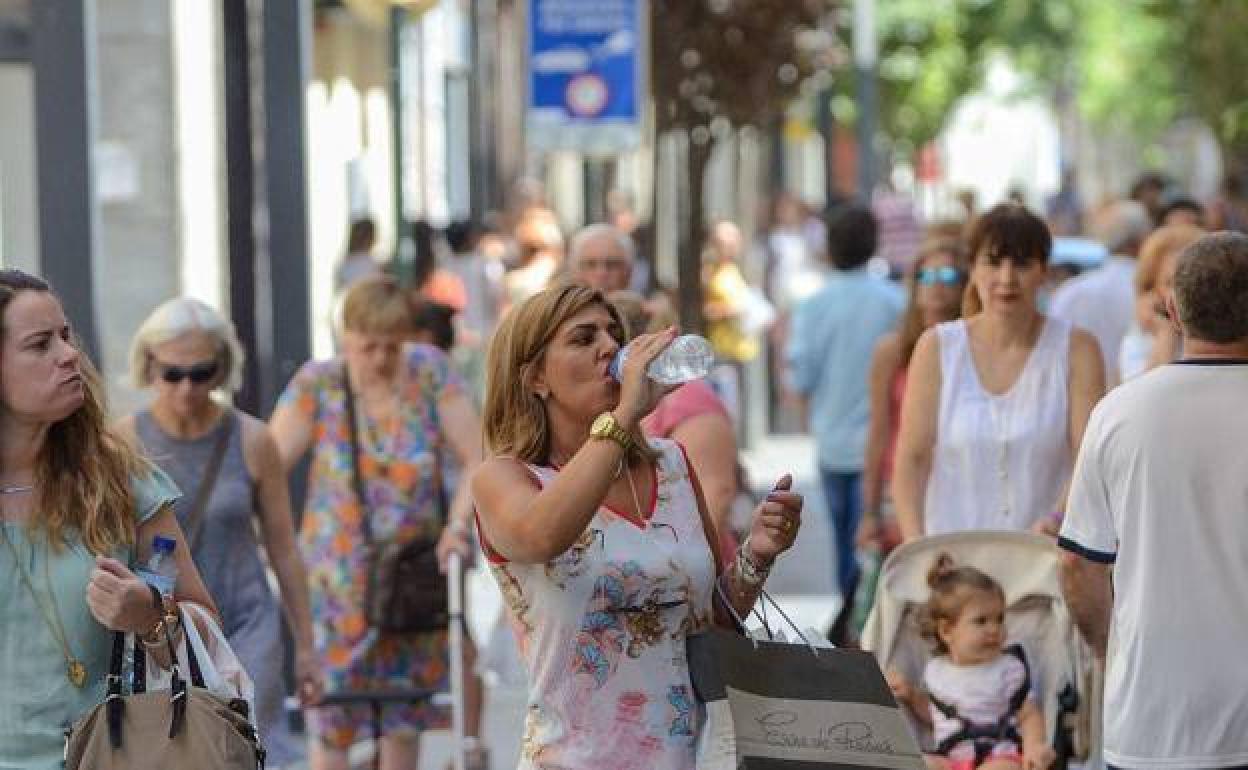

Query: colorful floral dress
[[484, 439, 716, 769], [277, 343, 460, 747]]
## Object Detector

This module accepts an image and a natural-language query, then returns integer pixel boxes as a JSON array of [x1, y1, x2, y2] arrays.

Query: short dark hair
[[1173, 232, 1248, 344], [825, 203, 878, 270], [967, 202, 1051, 267]]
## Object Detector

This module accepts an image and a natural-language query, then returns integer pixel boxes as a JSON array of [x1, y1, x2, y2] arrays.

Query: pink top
[[881, 366, 908, 483], [641, 380, 729, 438]]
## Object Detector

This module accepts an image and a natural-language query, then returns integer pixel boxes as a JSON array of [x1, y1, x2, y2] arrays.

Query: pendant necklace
[[0, 526, 88, 687]]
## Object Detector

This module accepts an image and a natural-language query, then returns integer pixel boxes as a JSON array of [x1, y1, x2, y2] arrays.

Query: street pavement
[[286, 433, 837, 769]]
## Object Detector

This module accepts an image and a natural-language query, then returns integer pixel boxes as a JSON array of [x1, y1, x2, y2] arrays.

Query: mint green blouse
[[0, 468, 179, 769]]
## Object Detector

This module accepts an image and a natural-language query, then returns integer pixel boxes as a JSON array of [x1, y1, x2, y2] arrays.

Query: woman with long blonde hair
[[471, 282, 803, 768], [0, 269, 216, 769]]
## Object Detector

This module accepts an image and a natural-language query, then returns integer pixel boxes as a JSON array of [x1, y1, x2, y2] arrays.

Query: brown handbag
[[343, 365, 450, 634], [64, 587, 265, 769]]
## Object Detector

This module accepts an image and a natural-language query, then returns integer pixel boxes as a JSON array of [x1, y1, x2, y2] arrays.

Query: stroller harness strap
[[930, 644, 1032, 766]]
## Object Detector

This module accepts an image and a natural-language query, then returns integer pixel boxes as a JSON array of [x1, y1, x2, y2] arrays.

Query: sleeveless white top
[[924, 318, 1072, 534], [486, 439, 716, 770]]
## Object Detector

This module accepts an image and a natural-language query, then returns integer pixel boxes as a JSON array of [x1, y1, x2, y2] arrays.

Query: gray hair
[[128, 297, 246, 392], [1173, 232, 1248, 344], [569, 223, 635, 265], [1093, 200, 1152, 254]]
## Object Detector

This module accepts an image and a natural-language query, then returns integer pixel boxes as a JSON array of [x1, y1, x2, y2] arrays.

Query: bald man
[[568, 223, 635, 292]]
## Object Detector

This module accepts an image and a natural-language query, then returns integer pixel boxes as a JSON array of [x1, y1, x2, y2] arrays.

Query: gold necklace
[[623, 460, 645, 521], [1, 526, 88, 687]]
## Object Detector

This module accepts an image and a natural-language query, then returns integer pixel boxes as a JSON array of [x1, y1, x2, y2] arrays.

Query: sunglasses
[[154, 359, 220, 385], [916, 266, 964, 286]]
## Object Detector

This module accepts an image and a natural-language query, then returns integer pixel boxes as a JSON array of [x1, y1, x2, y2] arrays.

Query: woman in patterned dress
[[269, 276, 483, 770], [471, 282, 804, 769]]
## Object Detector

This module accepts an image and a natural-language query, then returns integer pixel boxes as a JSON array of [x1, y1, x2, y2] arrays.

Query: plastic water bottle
[[610, 334, 715, 385], [135, 535, 179, 597]]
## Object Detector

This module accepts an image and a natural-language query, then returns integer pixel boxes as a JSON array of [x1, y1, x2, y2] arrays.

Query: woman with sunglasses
[[892, 204, 1106, 541], [119, 297, 319, 767], [859, 239, 967, 554], [472, 282, 803, 769]]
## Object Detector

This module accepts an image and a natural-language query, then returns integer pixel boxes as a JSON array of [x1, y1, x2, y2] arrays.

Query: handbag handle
[[109, 586, 207, 748]]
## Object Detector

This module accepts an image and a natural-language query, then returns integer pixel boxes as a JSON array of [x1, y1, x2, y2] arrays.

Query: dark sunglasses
[[154, 359, 220, 385], [916, 266, 964, 286]]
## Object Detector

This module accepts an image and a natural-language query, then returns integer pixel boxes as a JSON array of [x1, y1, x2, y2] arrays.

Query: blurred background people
[[1121, 223, 1207, 378], [892, 203, 1105, 542], [566, 223, 635, 293], [336, 217, 382, 291], [860, 239, 968, 555], [1048, 200, 1152, 385], [786, 203, 904, 638], [120, 297, 318, 767], [269, 276, 485, 770]]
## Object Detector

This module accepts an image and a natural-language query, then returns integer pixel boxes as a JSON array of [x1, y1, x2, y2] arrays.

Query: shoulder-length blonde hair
[[483, 281, 652, 464], [128, 297, 246, 392], [0, 270, 148, 553]]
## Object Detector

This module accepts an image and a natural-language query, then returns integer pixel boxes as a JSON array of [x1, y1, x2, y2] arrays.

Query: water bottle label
[[136, 569, 175, 597]]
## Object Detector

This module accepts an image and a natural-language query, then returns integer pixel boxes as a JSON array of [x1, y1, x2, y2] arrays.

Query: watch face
[[591, 413, 614, 436]]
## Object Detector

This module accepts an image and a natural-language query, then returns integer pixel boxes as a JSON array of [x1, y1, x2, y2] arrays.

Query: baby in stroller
[[887, 554, 1055, 770]]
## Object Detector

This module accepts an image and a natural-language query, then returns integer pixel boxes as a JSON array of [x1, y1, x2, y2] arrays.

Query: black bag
[[343, 365, 449, 634], [687, 590, 926, 769]]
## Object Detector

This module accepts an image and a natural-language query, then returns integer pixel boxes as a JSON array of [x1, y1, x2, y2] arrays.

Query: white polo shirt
[[1059, 361, 1248, 769]]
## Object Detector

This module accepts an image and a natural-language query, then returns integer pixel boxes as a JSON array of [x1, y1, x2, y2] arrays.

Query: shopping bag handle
[[714, 581, 821, 657]]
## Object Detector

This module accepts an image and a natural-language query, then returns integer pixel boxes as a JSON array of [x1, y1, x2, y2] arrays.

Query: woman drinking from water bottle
[[471, 281, 805, 768], [0, 269, 216, 770]]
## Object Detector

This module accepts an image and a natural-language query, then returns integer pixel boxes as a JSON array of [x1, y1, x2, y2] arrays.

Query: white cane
[[448, 550, 466, 770]]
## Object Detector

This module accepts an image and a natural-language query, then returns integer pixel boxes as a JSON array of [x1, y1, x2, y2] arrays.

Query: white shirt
[[924, 654, 1028, 758], [1060, 362, 1248, 768], [1049, 256, 1136, 383], [925, 318, 1072, 534]]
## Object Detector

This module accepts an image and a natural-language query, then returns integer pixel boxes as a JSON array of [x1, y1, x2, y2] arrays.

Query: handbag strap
[[343, 362, 447, 544], [342, 363, 375, 544], [184, 410, 234, 548]]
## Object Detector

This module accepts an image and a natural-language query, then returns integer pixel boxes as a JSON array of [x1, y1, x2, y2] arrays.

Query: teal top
[[0, 468, 180, 770]]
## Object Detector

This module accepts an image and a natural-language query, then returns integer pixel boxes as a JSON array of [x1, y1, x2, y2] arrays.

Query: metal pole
[[390, 6, 408, 279], [258, 0, 311, 414], [222, 0, 259, 414], [448, 551, 466, 770], [31, 0, 98, 359], [853, 0, 877, 200]]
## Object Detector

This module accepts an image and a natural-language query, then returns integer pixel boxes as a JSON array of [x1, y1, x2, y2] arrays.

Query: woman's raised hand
[[744, 474, 803, 567], [612, 326, 679, 429]]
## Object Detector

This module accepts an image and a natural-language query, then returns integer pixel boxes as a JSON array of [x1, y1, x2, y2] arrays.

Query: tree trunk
[[679, 134, 712, 334]]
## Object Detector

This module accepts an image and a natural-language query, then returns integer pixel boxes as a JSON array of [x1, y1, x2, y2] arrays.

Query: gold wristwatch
[[590, 412, 633, 452]]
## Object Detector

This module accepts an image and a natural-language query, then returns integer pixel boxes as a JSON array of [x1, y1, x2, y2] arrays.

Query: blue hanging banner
[[526, 0, 644, 153]]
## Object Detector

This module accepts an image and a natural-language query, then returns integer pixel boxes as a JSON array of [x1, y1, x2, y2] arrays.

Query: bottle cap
[[152, 535, 177, 553]]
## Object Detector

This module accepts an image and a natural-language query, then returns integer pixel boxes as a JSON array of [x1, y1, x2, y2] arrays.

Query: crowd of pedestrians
[[2, 166, 1246, 770]]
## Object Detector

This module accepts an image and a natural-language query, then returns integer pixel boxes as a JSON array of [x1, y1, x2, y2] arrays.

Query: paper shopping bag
[[688, 626, 925, 769]]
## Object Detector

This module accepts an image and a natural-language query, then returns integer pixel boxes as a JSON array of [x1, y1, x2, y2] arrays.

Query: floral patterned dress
[[277, 343, 460, 747], [484, 439, 716, 769]]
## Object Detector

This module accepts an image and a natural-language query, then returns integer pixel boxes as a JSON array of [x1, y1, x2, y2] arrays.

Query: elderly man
[[1048, 200, 1153, 384], [1059, 232, 1248, 770], [567, 223, 635, 292]]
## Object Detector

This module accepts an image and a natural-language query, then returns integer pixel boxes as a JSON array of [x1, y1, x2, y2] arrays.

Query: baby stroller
[[860, 532, 1101, 769]]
